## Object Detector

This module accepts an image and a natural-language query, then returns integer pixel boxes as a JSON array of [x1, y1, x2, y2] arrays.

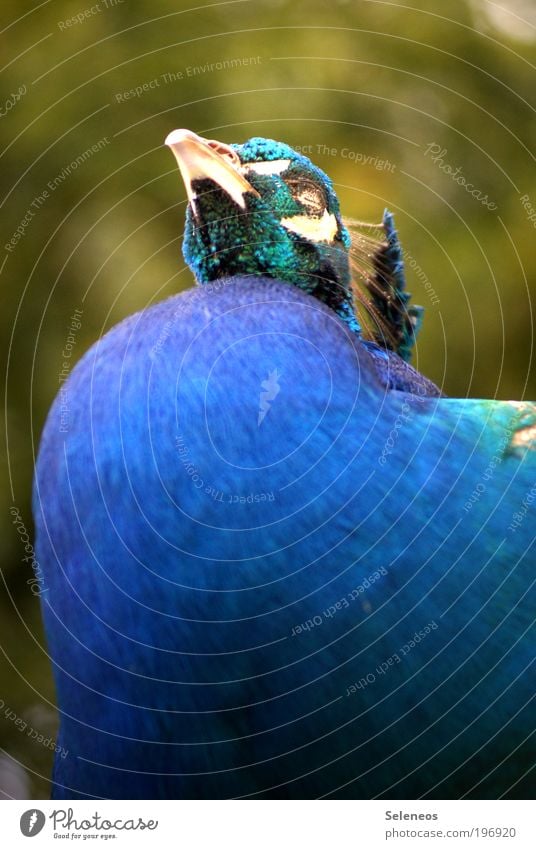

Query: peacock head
[[165, 129, 359, 332]]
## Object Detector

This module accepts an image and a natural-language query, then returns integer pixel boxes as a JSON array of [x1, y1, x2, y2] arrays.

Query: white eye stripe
[[280, 210, 339, 242], [243, 159, 291, 175]]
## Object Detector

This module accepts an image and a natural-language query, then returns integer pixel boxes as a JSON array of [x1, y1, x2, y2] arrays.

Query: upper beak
[[165, 128, 259, 211]]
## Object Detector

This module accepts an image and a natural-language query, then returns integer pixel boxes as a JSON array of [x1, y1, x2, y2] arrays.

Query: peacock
[[34, 129, 535, 800]]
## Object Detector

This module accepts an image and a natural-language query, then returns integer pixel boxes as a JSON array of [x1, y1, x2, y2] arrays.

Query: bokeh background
[[1, 0, 535, 799]]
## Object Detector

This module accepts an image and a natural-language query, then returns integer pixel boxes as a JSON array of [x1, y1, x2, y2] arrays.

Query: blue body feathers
[[35, 279, 535, 799]]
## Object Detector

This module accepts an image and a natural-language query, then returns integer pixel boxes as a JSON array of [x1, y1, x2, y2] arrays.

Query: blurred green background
[[1, 0, 535, 798]]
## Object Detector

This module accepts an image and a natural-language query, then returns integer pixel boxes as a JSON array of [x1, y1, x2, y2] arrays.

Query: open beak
[[165, 128, 259, 212]]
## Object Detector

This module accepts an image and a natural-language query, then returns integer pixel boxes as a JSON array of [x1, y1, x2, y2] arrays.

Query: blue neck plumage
[[183, 198, 361, 336]]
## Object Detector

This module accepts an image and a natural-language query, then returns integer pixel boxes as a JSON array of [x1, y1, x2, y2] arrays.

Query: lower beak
[[165, 128, 259, 211]]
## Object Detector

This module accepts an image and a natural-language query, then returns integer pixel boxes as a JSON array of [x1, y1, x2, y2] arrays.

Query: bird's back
[[34, 278, 535, 799]]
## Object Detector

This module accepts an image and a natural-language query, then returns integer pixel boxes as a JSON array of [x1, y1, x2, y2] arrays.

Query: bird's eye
[[286, 179, 326, 217]]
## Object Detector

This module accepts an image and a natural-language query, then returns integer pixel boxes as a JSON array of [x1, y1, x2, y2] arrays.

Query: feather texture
[[35, 278, 535, 799]]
